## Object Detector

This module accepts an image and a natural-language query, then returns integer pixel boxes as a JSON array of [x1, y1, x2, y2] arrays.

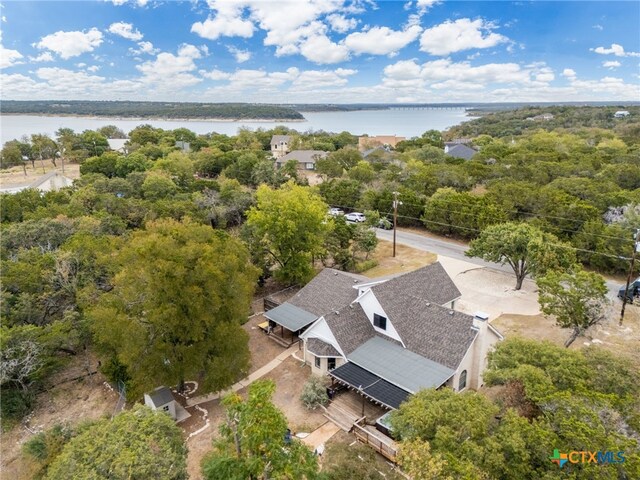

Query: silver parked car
[[345, 212, 366, 222]]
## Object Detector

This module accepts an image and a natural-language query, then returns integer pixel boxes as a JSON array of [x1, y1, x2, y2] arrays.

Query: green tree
[[467, 222, 576, 290], [348, 160, 376, 183], [45, 405, 187, 480], [536, 269, 609, 347], [202, 380, 318, 480], [88, 219, 258, 396], [142, 171, 178, 201], [246, 182, 330, 285]]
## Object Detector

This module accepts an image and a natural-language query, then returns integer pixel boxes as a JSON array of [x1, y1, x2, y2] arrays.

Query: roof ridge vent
[[449, 310, 454, 315], [425, 302, 431, 307], [334, 310, 339, 315], [334, 272, 339, 276]]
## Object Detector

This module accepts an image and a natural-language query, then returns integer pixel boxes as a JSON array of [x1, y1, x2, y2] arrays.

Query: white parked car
[[328, 207, 345, 216], [345, 212, 366, 223]]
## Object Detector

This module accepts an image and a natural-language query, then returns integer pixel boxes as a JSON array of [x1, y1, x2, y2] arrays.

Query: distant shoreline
[[0, 113, 307, 123]]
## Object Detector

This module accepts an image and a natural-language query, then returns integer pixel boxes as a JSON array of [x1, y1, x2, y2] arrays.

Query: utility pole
[[392, 191, 400, 258], [620, 229, 640, 325]]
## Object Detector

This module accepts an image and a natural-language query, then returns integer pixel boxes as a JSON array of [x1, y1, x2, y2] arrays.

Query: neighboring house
[[614, 110, 630, 118], [358, 135, 406, 151], [443, 138, 473, 153], [275, 150, 328, 170], [0, 170, 74, 194], [526, 113, 554, 121], [107, 138, 128, 154], [143, 386, 190, 422], [271, 135, 292, 158], [268, 263, 502, 411], [445, 143, 477, 161], [362, 146, 388, 159], [175, 141, 191, 153]]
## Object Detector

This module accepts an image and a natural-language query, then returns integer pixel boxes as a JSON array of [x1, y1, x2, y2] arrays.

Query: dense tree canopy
[[87, 218, 258, 396], [245, 182, 330, 285], [391, 339, 640, 480], [45, 405, 188, 480]]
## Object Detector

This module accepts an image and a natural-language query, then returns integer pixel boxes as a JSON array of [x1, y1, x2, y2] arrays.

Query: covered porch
[[262, 302, 317, 347]]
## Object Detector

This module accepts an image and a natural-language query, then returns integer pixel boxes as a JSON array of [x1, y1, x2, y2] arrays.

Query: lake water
[[0, 108, 469, 145]]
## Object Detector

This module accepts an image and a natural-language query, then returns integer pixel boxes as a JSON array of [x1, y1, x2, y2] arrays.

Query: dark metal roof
[[329, 362, 410, 410], [264, 303, 318, 332], [288, 268, 367, 317], [277, 150, 328, 164], [348, 337, 454, 393], [147, 386, 174, 407], [306, 338, 340, 357]]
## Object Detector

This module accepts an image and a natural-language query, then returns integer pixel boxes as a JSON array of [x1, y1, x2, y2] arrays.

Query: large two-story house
[[265, 263, 502, 410]]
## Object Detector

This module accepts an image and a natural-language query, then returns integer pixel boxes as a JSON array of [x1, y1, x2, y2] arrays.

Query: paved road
[[375, 228, 623, 299]]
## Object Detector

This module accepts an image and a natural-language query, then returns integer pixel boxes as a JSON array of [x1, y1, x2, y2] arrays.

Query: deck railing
[[352, 419, 398, 462]]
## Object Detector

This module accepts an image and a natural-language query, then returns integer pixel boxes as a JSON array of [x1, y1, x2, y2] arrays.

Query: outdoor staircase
[[322, 396, 362, 431]]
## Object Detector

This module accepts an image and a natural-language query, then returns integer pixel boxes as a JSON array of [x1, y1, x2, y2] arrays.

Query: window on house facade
[[458, 370, 467, 391], [327, 358, 336, 370], [306, 162, 315, 170], [373, 313, 387, 330], [314, 356, 321, 368]]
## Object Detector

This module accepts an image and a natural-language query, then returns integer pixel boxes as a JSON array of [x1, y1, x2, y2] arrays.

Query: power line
[[330, 203, 632, 261]]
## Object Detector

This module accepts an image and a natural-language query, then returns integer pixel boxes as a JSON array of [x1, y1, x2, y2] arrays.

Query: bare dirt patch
[[492, 303, 640, 364], [363, 239, 437, 278], [0, 353, 118, 480], [0, 163, 80, 189], [243, 313, 289, 374]]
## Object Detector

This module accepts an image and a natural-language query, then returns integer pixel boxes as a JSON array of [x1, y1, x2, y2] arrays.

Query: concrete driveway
[[375, 228, 623, 301]]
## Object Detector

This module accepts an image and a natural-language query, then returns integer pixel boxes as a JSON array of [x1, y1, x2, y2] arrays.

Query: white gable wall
[[300, 317, 345, 359], [356, 290, 404, 344]]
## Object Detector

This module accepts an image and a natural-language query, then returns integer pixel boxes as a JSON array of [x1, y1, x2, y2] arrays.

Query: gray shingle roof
[[147, 386, 174, 407], [348, 336, 455, 393], [277, 150, 328, 164], [306, 338, 341, 357], [371, 262, 460, 307], [271, 135, 292, 144], [378, 296, 477, 370], [288, 268, 367, 317], [324, 303, 375, 356], [446, 144, 477, 160]]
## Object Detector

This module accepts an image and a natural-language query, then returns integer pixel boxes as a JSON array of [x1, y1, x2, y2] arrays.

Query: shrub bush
[[300, 375, 328, 410]]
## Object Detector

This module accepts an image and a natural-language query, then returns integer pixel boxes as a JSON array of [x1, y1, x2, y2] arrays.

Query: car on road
[[618, 278, 640, 303], [345, 212, 366, 223], [328, 207, 345, 216], [378, 217, 392, 230]]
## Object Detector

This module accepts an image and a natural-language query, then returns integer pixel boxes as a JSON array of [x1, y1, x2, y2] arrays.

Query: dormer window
[[373, 313, 387, 330]]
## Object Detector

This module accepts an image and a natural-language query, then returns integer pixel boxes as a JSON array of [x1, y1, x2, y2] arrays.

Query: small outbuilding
[[144, 386, 191, 422], [614, 110, 630, 118]]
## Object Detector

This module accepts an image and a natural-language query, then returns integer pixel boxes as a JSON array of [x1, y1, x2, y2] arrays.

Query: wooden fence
[[263, 297, 280, 311]]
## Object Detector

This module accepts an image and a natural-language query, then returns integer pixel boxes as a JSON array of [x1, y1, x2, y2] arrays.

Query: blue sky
[[1, 0, 639, 103]]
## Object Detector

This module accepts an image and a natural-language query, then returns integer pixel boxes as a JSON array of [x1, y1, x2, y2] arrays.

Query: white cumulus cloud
[[34, 28, 103, 59], [108, 22, 143, 41], [592, 43, 640, 57], [345, 24, 422, 56], [1, 45, 23, 68], [191, 1, 255, 40], [420, 18, 508, 56], [603, 60, 621, 69], [299, 34, 350, 64], [227, 45, 251, 63], [562, 68, 577, 79], [326, 14, 358, 33]]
